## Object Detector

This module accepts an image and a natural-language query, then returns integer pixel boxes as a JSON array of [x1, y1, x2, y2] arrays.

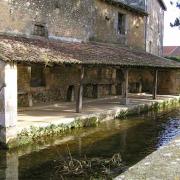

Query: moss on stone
[[6, 117, 100, 148], [6, 97, 180, 149], [117, 97, 180, 119]]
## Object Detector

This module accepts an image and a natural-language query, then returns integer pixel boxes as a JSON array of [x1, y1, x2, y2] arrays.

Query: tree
[[170, 1, 180, 27]]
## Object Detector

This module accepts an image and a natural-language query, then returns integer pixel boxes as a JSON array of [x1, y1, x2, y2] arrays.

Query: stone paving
[[17, 94, 180, 133], [115, 136, 180, 180]]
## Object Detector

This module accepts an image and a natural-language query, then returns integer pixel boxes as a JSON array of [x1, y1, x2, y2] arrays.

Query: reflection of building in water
[[0, 151, 18, 180]]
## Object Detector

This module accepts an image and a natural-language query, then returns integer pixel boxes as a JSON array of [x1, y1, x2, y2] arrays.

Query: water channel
[[0, 109, 180, 179]]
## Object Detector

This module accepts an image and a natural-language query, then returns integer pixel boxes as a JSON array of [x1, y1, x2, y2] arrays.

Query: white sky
[[163, 0, 180, 46]]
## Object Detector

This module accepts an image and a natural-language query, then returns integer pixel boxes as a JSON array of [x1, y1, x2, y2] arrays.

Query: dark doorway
[[67, 85, 75, 102]]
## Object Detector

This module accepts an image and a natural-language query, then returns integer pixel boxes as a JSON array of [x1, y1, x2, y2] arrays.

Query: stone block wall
[[0, 61, 178, 122], [0, 0, 146, 50], [92, 0, 146, 49], [17, 64, 81, 106], [0, 61, 17, 141], [17, 64, 118, 106], [0, 61, 5, 113], [129, 69, 180, 95], [84, 67, 117, 98], [8, 64, 180, 108], [158, 70, 180, 95], [0, 0, 94, 42], [129, 69, 153, 93], [146, 0, 164, 56]]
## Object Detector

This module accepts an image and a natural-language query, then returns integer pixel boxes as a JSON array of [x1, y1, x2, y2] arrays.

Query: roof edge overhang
[[1, 35, 180, 70], [14, 61, 180, 70], [102, 0, 148, 16]]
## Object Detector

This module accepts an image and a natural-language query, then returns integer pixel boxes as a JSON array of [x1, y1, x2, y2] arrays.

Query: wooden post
[[76, 66, 84, 113], [121, 68, 129, 105], [28, 66, 33, 107], [124, 69, 129, 103], [153, 69, 158, 100]]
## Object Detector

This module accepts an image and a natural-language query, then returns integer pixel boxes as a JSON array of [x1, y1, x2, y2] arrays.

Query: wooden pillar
[[28, 66, 33, 107], [121, 68, 129, 105], [76, 66, 84, 113], [153, 69, 158, 99]]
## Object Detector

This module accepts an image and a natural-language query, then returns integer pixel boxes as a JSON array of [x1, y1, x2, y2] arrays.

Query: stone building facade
[[1, 0, 178, 109], [0, 0, 163, 50], [146, 0, 165, 56]]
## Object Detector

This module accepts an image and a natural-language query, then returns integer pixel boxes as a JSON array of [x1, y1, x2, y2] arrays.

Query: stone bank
[[115, 136, 180, 180], [1, 94, 180, 148]]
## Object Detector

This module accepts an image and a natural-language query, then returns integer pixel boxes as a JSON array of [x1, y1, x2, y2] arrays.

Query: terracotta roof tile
[[163, 46, 180, 57], [1, 35, 180, 69]]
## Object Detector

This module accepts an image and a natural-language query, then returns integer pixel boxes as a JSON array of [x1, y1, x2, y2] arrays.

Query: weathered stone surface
[[92, 0, 145, 49], [17, 64, 180, 106], [0, 0, 94, 42], [0, 62, 17, 144], [0, 0, 157, 49], [158, 69, 180, 95], [115, 136, 180, 180], [17, 65, 119, 105], [146, 0, 164, 56]]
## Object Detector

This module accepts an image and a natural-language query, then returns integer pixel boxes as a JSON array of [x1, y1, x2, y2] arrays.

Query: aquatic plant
[[52, 146, 126, 179]]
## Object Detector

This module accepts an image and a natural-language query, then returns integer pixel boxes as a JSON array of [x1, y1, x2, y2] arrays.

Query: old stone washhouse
[[0, 0, 180, 147]]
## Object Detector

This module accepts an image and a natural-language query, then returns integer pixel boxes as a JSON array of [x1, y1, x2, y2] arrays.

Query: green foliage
[[6, 97, 180, 149], [165, 56, 180, 62], [117, 97, 180, 119], [12, 117, 100, 148]]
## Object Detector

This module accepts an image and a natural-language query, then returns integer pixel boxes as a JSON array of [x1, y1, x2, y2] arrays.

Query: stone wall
[[13, 64, 180, 107], [0, 0, 166, 53], [92, 0, 146, 49], [0, 61, 5, 114], [18, 64, 81, 106], [0, 0, 146, 49], [84, 67, 117, 98], [158, 70, 180, 95], [0, 0, 94, 42], [129, 69, 153, 93], [0, 61, 17, 135], [129, 69, 180, 95], [146, 0, 164, 56], [17, 65, 118, 106]]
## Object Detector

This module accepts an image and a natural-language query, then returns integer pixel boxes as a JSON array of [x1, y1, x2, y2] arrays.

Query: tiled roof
[[163, 46, 180, 57], [1, 35, 180, 69]]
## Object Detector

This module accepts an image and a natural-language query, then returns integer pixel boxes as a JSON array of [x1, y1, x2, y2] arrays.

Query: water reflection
[[157, 118, 180, 147], [0, 151, 18, 180], [0, 109, 180, 180]]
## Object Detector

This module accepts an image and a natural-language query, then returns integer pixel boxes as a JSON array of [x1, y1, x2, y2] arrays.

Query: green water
[[0, 109, 180, 179]]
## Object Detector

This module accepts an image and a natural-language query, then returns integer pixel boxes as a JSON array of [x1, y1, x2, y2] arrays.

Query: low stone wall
[[5, 96, 180, 149], [115, 136, 180, 180]]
